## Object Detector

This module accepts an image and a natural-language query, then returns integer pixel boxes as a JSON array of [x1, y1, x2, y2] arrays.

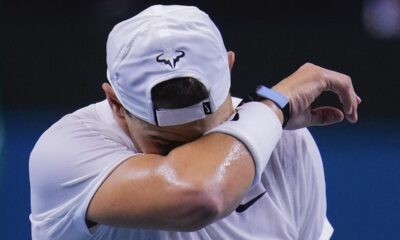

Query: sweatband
[[205, 101, 282, 187]]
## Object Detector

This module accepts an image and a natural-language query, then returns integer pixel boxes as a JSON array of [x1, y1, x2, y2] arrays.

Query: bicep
[[86, 153, 218, 231]]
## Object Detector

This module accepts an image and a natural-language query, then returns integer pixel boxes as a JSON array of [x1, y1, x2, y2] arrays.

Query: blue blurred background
[[1, 0, 400, 239]]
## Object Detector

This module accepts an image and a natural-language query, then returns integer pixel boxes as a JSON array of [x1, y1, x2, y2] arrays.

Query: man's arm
[[87, 63, 360, 231], [87, 132, 258, 231]]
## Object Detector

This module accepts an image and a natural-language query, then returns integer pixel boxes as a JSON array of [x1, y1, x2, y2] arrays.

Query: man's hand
[[272, 63, 361, 129]]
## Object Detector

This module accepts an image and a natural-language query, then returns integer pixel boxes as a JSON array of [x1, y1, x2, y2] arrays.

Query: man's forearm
[[166, 133, 255, 218], [165, 101, 283, 220]]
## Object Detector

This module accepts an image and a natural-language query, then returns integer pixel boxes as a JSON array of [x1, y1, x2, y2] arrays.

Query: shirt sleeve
[[29, 114, 138, 240], [288, 128, 333, 240]]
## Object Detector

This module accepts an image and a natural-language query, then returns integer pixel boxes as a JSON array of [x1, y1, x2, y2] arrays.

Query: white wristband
[[205, 101, 282, 187]]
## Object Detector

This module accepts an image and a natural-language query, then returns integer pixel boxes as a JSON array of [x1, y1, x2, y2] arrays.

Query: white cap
[[106, 5, 231, 126]]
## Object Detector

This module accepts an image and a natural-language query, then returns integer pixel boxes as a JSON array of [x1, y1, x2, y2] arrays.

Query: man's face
[[125, 96, 233, 155]]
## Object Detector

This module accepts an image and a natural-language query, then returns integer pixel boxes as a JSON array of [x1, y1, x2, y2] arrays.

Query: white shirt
[[29, 98, 333, 239]]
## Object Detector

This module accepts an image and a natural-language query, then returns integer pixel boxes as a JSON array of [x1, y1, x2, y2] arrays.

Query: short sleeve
[[283, 129, 333, 240], [29, 112, 138, 239]]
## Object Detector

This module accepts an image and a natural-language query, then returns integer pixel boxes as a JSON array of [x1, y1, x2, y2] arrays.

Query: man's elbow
[[175, 183, 222, 231]]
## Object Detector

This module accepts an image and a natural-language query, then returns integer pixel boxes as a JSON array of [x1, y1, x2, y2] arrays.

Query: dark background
[[1, 0, 400, 239]]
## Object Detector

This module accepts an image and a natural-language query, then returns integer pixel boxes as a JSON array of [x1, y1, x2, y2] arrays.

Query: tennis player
[[29, 5, 360, 240]]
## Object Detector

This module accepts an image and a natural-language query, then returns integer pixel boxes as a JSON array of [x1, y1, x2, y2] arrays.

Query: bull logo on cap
[[156, 50, 185, 69]]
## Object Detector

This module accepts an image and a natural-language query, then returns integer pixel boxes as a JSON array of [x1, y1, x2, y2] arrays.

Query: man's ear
[[227, 51, 235, 70], [102, 83, 126, 120]]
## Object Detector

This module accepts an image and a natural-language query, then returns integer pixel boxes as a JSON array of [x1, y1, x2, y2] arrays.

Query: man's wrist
[[243, 85, 290, 128], [260, 100, 284, 125]]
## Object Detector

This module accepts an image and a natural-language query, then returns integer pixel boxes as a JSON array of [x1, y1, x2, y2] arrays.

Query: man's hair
[[151, 77, 209, 109], [124, 77, 209, 119]]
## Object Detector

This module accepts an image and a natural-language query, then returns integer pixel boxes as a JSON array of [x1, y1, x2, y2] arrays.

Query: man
[[29, 5, 360, 240]]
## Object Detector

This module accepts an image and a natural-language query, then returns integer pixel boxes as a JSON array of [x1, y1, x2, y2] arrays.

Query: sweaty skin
[[86, 51, 360, 231], [214, 142, 246, 183]]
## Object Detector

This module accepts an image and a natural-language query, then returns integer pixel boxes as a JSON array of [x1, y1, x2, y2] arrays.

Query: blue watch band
[[255, 85, 289, 109], [243, 85, 291, 128]]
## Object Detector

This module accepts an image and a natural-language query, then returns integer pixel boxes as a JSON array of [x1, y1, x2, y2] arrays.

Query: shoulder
[[30, 101, 139, 238], [29, 101, 137, 213], [30, 100, 133, 160]]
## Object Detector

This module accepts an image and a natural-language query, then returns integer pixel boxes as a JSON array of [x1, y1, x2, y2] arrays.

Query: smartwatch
[[243, 85, 291, 128]]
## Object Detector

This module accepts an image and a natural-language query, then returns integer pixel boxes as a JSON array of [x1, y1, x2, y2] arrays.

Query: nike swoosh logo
[[203, 103, 211, 114], [235, 191, 266, 213], [231, 112, 239, 121]]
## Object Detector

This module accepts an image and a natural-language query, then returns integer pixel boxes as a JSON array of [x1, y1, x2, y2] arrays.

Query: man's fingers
[[346, 95, 362, 122], [357, 95, 362, 104], [323, 69, 355, 114], [321, 68, 359, 123], [346, 103, 358, 123], [310, 107, 344, 126]]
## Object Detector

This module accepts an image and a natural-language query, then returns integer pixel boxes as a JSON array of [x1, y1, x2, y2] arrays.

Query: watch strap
[[243, 85, 291, 128]]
